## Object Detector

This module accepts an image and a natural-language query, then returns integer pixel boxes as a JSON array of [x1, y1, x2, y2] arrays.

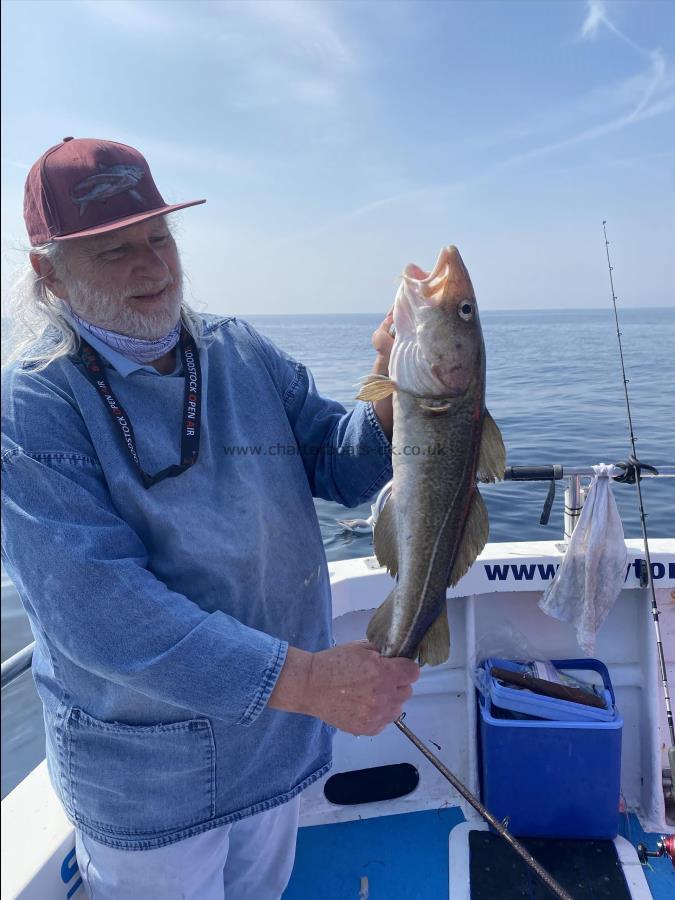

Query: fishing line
[[394, 715, 574, 900], [602, 221, 675, 776]]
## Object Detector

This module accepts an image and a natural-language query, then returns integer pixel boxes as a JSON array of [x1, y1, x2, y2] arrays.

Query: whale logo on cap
[[70, 164, 145, 216]]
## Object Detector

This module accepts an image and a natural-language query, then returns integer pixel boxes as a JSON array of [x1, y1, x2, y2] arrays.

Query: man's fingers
[[358, 642, 421, 684], [375, 307, 394, 334], [382, 656, 421, 685], [355, 640, 381, 653], [358, 643, 419, 682]]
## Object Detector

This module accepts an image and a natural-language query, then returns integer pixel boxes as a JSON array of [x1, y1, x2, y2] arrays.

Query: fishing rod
[[394, 715, 574, 900], [602, 221, 675, 780]]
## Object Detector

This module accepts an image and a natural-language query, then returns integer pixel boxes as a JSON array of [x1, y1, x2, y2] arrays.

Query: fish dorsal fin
[[416, 602, 450, 667], [373, 493, 399, 577], [356, 374, 396, 402], [477, 410, 506, 483], [447, 489, 489, 587]]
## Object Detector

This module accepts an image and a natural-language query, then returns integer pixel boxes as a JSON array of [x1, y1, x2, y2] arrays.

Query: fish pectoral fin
[[447, 489, 489, 587], [373, 493, 398, 577], [356, 374, 396, 402], [417, 603, 450, 667], [366, 590, 395, 652], [477, 410, 506, 483]]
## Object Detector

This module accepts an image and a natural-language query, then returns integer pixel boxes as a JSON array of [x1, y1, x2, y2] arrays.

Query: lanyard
[[77, 327, 201, 489]]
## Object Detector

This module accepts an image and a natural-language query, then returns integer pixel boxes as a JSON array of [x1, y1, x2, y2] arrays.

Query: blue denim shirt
[[1, 315, 392, 850]]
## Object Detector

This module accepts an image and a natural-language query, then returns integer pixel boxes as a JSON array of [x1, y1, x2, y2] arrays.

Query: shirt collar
[[71, 321, 181, 378]]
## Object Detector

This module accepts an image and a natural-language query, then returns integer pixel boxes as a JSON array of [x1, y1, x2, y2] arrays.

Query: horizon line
[[1, 305, 672, 324], [236, 305, 675, 316]]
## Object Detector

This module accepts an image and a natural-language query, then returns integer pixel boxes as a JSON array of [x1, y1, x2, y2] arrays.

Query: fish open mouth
[[402, 246, 475, 310], [402, 248, 452, 307], [389, 245, 479, 398], [393, 248, 454, 341]]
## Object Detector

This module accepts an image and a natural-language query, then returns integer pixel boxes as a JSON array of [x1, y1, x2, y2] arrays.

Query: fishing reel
[[612, 455, 659, 485], [636, 834, 675, 868]]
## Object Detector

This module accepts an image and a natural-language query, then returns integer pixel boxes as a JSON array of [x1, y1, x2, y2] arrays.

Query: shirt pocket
[[64, 708, 215, 838]]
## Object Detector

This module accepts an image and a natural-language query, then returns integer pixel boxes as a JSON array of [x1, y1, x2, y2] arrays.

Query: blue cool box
[[485, 657, 615, 722], [478, 658, 623, 839]]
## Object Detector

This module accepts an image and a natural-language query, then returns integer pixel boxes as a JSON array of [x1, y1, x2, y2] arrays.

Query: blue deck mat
[[284, 809, 673, 899], [284, 807, 465, 899], [618, 812, 675, 899]]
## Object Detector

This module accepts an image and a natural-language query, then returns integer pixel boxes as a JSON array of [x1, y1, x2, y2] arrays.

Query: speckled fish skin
[[358, 246, 505, 665]]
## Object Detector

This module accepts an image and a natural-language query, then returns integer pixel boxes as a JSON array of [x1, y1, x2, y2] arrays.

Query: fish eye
[[458, 301, 474, 321]]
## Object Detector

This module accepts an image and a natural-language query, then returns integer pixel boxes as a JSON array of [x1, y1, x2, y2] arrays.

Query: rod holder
[[563, 475, 584, 540]]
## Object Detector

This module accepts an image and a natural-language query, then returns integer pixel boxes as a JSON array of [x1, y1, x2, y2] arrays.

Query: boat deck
[[284, 810, 674, 899]]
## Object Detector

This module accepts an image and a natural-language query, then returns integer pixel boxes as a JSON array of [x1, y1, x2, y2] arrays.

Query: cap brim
[[52, 199, 206, 241]]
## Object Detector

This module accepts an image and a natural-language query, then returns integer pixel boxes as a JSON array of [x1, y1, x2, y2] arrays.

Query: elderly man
[[1, 137, 419, 899]]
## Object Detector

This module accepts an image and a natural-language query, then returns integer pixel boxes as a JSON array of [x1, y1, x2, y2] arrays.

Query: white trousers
[[75, 796, 301, 899]]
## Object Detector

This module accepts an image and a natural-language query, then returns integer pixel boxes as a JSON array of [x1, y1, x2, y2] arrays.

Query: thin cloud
[[580, 0, 661, 57], [134, 136, 265, 180], [579, 1, 669, 122], [219, 1, 359, 110], [0, 157, 31, 172], [269, 177, 467, 249], [579, 0, 609, 41], [579, 0, 638, 51], [488, 90, 675, 173], [551, 147, 675, 173], [273, 81, 674, 245], [79, 0, 176, 36], [628, 49, 666, 120], [227, 58, 343, 111], [234, 0, 356, 70], [78, 0, 359, 110], [276, 2, 674, 242], [24, 117, 268, 183]]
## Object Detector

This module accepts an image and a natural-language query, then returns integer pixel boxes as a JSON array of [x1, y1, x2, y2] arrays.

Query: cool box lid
[[482, 657, 617, 723]]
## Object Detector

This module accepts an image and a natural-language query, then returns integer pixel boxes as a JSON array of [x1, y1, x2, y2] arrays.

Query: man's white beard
[[66, 273, 184, 340]]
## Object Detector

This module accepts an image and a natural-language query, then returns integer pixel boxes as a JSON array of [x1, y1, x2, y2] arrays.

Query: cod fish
[[357, 246, 505, 666]]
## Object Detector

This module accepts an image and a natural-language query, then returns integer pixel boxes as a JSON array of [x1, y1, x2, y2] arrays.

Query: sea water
[[2, 308, 674, 797]]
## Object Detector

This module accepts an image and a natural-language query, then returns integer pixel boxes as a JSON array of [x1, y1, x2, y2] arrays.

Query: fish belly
[[387, 391, 480, 658]]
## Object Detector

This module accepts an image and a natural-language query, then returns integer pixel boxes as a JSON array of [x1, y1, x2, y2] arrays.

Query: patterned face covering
[[70, 311, 181, 364]]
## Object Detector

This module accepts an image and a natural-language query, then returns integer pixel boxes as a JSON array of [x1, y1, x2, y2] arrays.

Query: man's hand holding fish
[[269, 640, 420, 736]]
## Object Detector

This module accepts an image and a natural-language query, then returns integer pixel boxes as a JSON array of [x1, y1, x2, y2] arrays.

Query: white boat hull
[[2, 539, 673, 899]]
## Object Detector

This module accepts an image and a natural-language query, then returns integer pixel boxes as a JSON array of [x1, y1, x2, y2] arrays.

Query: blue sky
[[2, 0, 674, 314]]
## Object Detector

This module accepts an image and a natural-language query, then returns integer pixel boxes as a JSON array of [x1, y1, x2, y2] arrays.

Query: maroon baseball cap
[[24, 137, 206, 246]]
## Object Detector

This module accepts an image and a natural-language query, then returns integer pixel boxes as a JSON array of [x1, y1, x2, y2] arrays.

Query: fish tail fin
[[416, 603, 450, 667], [366, 589, 396, 652]]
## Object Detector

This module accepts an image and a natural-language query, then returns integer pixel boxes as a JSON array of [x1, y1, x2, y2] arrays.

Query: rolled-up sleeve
[[242, 322, 393, 507], [1, 443, 287, 726]]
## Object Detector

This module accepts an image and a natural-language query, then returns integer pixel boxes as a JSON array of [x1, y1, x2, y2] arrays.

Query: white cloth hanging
[[539, 464, 627, 654]]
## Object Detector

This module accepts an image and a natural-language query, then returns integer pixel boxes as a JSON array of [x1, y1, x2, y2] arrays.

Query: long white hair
[[4, 228, 204, 373]]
